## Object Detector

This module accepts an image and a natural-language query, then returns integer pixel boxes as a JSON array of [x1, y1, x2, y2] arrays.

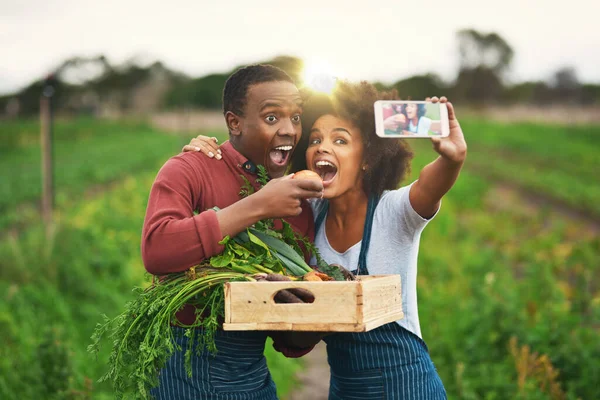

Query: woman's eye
[[291, 115, 301, 124], [334, 138, 346, 145], [265, 115, 277, 123], [309, 138, 320, 145]]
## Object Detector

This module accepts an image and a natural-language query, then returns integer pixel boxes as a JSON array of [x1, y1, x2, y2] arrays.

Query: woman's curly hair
[[291, 81, 413, 196], [401, 103, 427, 119]]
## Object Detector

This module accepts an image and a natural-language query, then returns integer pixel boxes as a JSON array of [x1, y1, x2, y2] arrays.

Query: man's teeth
[[316, 161, 335, 168], [274, 146, 293, 151]]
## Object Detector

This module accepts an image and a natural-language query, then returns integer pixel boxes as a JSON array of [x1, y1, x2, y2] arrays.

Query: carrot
[[302, 271, 323, 281]]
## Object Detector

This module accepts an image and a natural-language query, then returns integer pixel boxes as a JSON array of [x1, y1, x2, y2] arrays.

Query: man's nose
[[277, 118, 296, 136]]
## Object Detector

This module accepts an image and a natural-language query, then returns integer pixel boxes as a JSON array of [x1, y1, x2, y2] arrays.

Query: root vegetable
[[302, 271, 323, 281], [293, 170, 322, 182]]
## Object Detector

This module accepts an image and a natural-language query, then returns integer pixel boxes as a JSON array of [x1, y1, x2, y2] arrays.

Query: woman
[[404, 103, 432, 134], [186, 81, 466, 399], [381, 103, 431, 135]]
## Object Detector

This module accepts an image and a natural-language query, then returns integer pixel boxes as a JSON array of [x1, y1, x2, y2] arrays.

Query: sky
[[1, 0, 599, 95]]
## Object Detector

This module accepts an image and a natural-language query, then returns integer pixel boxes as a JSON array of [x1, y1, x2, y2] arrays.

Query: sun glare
[[302, 59, 337, 94]]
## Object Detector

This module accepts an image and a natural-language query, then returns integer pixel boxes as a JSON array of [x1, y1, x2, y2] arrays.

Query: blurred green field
[[0, 119, 192, 230], [1, 117, 598, 399], [458, 119, 600, 218]]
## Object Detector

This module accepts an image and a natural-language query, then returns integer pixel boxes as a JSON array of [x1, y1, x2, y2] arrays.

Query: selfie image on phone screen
[[374, 100, 449, 138]]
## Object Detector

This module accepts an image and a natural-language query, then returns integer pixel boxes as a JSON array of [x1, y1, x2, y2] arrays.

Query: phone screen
[[374, 101, 449, 138]]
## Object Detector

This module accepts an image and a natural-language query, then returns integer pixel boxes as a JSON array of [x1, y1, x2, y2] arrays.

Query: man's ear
[[225, 111, 242, 137]]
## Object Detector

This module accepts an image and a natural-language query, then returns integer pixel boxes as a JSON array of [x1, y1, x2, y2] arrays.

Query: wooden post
[[40, 82, 55, 238]]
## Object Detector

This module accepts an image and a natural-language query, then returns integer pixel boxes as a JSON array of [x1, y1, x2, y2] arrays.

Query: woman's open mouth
[[269, 145, 293, 167], [314, 160, 338, 187]]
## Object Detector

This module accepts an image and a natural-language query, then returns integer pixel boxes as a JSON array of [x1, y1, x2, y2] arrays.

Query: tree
[[455, 29, 514, 104], [550, 67, 580, 103], [457, 29, 513, 76], [392, 74, 447, 100], [163, 55, 305, 110], [267, 56, 304, 85]]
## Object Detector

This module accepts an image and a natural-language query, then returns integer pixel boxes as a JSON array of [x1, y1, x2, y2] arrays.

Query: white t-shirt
[[408, 117, 432, 134], [310, 183, 436, 339]]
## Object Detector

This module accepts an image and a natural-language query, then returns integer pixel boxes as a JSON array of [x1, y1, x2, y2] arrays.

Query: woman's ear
[[225, 111, 242, 137]]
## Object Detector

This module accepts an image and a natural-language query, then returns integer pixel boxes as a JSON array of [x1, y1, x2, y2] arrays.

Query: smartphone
[[374, 100, 449, 138]]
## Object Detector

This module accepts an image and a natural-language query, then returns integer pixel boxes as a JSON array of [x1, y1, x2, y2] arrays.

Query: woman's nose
[[316, 142, 331, 154]]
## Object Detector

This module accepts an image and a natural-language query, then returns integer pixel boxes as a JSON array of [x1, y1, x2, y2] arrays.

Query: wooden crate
[[223, 275, 403, 332]]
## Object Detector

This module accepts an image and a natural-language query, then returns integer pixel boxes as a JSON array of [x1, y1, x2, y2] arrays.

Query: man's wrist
[[242, 192, 269, 222]]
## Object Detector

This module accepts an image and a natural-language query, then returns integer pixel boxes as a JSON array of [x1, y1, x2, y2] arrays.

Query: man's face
[[233, 81, 303, 178]]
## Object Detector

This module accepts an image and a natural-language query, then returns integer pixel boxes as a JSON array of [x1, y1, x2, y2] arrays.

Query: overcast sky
[[1, 0, 599, 95]]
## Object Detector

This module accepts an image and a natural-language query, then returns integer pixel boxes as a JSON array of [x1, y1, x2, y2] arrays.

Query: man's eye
[[292, 115, 301, 124], [265, 115, 277, 123]]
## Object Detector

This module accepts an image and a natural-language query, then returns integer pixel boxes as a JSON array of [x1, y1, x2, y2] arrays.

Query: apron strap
[[357, 195, 380, 275], [314, 201, 329, 235], [313, 196, 380, 276]]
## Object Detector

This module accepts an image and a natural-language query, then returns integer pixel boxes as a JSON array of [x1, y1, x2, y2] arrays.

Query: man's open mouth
[[269, 145, 293, 166], [314, 160, 338, 186]]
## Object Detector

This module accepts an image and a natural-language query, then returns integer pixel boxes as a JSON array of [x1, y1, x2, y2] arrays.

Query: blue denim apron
[[150, 328, 277, 400], [315, 197, 447, 399]]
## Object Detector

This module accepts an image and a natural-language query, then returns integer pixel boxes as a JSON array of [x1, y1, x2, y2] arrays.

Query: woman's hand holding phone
[[428, 96, 467, 165]]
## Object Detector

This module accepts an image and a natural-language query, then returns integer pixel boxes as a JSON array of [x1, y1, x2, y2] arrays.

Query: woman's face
[[405, 103, 418, 119], [305, 114, 365, 199]]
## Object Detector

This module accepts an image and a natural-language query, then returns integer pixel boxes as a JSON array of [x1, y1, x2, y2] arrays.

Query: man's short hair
[[222, 64, 294, 117]]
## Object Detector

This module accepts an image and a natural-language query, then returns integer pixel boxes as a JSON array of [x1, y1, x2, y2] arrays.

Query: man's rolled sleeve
[[193, 208, 225, 258], [142, 156, 225, 275]]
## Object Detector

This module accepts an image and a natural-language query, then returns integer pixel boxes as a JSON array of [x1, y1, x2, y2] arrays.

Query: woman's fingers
[[185, 137, 222, 159], [182, 145, 201, 153], [192, 137, 221, 154], [197, 136, 221, 153], [429, 96, 447, 103], [430, 136, 442, 148], [446, 101, 456, 120], [182, 140, 222, 159]]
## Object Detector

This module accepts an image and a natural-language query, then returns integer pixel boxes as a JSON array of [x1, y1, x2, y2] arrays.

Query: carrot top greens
[[88, 166, 333, 399]]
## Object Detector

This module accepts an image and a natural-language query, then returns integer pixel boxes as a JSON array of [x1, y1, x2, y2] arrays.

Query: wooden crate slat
[[224, 275, 402, 332]]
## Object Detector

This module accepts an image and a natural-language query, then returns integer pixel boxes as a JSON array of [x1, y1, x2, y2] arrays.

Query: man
[[142, 65, 323, 399]]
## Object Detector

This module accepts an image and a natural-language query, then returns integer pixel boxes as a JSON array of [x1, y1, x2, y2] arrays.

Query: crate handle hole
[[273, 288, 315, 304]]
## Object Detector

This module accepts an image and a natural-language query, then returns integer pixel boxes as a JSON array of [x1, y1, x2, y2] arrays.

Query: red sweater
[[141, 141, 315, 355]]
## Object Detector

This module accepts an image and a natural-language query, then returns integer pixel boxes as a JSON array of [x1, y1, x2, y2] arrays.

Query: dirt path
[[483, 181, 600, 235], [286, 342, 330, 400]]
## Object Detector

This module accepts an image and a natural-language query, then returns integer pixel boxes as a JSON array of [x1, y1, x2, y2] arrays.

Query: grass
[[457, 119, 600, 217], [0, 119, 298, 399], [407, 137, 599, 399], [0, 118, 187, 230], [1, 116, 598, 399]]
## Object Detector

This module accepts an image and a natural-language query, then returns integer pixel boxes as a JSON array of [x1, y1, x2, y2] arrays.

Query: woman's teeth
[[316, 161, 335, 167], [315, 160, 338, 182]]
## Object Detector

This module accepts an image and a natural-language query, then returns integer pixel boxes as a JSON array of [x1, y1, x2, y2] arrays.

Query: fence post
[[40, 75, 55, 238]]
